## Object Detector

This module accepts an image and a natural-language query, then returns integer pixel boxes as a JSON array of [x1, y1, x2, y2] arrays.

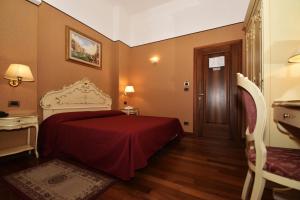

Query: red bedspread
[[39, 110, 183, 180]]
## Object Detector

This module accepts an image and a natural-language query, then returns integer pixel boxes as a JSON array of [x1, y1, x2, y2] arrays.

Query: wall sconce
[[4, 64, 34, 87], [150, 56, 160, 64], [124, 85, 135, 95], [288, 52, 300, 63], [27, 0, 42, 6]]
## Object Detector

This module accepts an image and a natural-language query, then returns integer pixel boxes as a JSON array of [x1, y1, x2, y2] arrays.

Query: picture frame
[[66, 26, 102, 69]]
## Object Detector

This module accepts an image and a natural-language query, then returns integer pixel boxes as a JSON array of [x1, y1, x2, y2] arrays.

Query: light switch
[[184, 81, 190, 91]]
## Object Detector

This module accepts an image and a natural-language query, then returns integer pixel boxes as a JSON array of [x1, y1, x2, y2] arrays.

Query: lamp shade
[[124, 85, 135, 93], [4, 64, 34, 81], [150, 56, 160, 64], [27, 0, 42, 6], [288, 54, 300, 63]]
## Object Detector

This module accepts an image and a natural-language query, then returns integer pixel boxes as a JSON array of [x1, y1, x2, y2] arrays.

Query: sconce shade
[[288, 53, 300, 63], [4, 64, 34, 81], [150, 56, 160, 64], [4, 64, 34, 87], [124, 85, 135, 94]]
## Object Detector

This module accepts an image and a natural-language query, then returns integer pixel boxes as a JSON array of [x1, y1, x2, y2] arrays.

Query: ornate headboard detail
[[40, 79, 112, 120]]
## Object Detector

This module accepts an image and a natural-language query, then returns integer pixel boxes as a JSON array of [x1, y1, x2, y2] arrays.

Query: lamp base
[[8, 78, 21, 87]]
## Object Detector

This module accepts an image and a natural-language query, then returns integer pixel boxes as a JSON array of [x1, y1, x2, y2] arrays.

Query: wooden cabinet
[[244, 0, 300, 148], [244, 0, 263, 90]]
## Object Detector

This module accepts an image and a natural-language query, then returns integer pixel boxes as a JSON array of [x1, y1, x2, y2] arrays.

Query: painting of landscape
[[66, 27, 101, 68]]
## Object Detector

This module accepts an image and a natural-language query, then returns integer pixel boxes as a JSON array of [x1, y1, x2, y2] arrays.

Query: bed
[[39, 79, 183, 180]]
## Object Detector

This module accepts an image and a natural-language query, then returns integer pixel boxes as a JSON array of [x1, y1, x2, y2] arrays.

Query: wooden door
[[194, 40, 242, 140]]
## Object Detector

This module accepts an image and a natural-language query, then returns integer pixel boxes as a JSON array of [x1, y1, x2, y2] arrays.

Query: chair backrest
[[241, 89, 257, 134], [237, 73, 267, 170]]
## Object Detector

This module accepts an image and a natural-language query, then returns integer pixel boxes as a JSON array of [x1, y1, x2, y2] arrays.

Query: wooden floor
[[0, 135, 275, 200]]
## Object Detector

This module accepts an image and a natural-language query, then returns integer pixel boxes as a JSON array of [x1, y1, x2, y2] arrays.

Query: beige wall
[[37, 3, 118, 117], [129, 23, 245, 132], [0, 0, 38, 114], [114, 41, 131, 108], [0, 0, 38, 149], [263, 0, 300, 148]]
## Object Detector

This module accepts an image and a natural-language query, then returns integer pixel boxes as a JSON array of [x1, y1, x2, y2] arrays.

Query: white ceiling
[[110, 0, 174, 14], [43, 0, 250, 46]]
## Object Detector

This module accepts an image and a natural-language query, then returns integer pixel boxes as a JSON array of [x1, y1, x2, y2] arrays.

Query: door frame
[[193, 40, 243, 141]]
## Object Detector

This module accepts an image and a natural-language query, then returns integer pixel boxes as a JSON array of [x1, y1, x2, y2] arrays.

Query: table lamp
[[124, 85, 135, 109]]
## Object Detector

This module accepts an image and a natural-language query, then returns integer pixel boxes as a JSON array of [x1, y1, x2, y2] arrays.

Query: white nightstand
[[0, 115, 39, 158], [120, 108, 139, 116]]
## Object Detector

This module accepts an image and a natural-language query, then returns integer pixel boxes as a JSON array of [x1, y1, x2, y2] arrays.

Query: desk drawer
[[274, 107, 300, 128], [0, 116, 37, 127]]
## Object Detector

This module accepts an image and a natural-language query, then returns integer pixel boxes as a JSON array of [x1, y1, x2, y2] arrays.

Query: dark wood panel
[[204, 53, 229, 124], [194, 40, 243, 142], [0, 135, 274, 200], [230, 42, 244, 142]]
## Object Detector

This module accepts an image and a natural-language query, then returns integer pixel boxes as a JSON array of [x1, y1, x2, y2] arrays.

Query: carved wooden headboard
[[40, 79, 112, 120]]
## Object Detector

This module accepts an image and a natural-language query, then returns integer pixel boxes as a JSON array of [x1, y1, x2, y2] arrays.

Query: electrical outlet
[[183, 121, 189, 126], [8, 100, 20, 107]]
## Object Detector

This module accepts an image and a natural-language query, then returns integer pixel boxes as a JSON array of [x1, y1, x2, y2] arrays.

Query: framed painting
[[66, 26, 102, 69]]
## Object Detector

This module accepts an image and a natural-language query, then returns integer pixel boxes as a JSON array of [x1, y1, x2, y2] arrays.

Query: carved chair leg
[[250, 175, 266, 200], [242, 169, 254, 200]]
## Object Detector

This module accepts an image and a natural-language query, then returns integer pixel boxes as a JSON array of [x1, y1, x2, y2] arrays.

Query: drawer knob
[[283, 113, 290, 119]]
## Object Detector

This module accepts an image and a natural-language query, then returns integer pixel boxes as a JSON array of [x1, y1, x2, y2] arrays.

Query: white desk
[[273, 100, 300, 139], [0, 115, 39, 158]]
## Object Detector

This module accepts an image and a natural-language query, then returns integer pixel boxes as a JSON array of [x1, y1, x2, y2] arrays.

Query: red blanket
[[39, 110, 183, 180]]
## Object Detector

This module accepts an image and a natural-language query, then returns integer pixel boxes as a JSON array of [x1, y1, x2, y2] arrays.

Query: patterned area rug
[[4, 159, 114, 200]]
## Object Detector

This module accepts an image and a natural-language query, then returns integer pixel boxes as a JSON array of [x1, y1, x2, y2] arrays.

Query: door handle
[[197, 93, 204, 100]]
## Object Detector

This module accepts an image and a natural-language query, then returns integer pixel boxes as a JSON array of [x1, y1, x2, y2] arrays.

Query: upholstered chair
[[237, 73, 300, 200]]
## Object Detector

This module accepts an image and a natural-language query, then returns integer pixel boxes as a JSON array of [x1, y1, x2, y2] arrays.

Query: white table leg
[[34, 125, 39, 158], [27, 127, 32, 155]]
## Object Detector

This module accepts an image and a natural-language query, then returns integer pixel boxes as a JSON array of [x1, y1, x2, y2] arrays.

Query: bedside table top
[[0, 115, 38, 129], [120, 108, 139, 115], [120, 108, 139, 111], [0, 115, 37, 120]]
